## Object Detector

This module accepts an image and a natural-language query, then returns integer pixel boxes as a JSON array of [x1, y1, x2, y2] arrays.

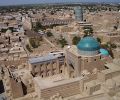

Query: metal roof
[[29, 53, 64, 64]]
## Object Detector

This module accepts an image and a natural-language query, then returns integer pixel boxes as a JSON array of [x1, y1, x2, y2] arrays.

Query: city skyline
[[0, 0, 119, 6]]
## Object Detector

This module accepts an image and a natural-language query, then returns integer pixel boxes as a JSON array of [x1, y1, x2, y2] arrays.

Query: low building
[[95, 32, 120, 43], [66, 36, 112, 77], [29, 52, 65, 78]]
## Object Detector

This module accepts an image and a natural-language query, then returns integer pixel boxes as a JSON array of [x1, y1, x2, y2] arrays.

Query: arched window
[[94, 59, 96, 61], [34, 65, 36, 68]]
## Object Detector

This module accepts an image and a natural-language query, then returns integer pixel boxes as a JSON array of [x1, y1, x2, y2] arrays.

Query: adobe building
[[29, 52, 66, 78], [32, 36, 116, 100], [1, 65, 34, 100], [52, 22, 92, 45], [95, 32, 120, 43], [66, 36, 112, 77], [33, 58, 120, 100], [2, 67, 24, 100], [1, 36, 120, 100]]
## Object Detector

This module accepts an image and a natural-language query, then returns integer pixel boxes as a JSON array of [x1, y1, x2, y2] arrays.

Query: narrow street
[[43, 36, 55, 47], [21, 36, 30, 57]]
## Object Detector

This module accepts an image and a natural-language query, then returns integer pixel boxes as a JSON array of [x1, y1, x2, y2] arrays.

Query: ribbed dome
[[77, 36, 100, 51], [100, 48, 109, 56]]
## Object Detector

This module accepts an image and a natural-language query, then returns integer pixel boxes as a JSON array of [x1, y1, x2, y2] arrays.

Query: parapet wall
[[40, 81, 81, 99], [0, 58, 27, 66]]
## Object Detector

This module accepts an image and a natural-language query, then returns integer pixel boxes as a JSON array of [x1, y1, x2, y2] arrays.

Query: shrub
[[26, 44, 33, 52], [46, 31, 53, 37], [58, 38, 67, 48], [29, 38, 39, 48], [72, 36, 81, 45]]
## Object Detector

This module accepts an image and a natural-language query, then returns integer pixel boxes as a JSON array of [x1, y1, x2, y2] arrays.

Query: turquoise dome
[[100, 48, 109, 56], [77, 36, 100, 51]]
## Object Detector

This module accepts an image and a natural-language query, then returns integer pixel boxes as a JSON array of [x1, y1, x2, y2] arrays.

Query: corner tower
[[74, 6, 83, 21]]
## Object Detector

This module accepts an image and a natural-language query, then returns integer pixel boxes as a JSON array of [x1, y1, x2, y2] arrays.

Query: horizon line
[[0, 1, 119, 7]]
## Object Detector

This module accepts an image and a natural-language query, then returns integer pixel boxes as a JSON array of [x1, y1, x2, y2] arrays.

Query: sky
[[0, 0, 119, 6]]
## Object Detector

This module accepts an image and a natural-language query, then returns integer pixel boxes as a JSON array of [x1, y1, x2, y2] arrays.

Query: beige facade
[[3, 67, 24, 99], [96, 32, 120, 43], [9, 78, 24, 98], [29, 53, 65, 78], [34, 77, 82, 99], [1, 35, 120, 100], [52, 22, 92, 45], [2, 52, 120, 100], [23, 17, 32, 30], [112, 49, 120, 59], [33, 60, 120, 100], [65, 46, 109, 77]]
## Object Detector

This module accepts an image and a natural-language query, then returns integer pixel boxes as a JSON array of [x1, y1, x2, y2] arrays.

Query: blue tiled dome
[[100, 48, 109, 56], [77, 36, 100, 51]]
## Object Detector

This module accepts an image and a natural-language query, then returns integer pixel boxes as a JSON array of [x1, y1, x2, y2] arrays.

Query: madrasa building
[[66, 36, 112, 78], [29, 36, 116, 100], [3, 36, 120, 100]]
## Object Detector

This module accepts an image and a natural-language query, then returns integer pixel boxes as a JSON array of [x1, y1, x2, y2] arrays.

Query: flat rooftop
[[75, 93, 113, 100], [102, 63, 120, 74], [29, 53, 64, 64], [85, 80, 100, 88], [34, 75, 83, 90]]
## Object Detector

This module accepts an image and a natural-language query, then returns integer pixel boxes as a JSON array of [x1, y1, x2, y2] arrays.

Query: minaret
[[74, 6, 83, 21]]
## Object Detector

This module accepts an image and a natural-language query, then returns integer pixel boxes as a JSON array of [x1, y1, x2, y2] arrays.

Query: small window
[[94, 59, 96, 61], [60, 70, 62, 73], [47, 72, 49, 76], [53, 68, 56, 70], [41, 71, 44, 73], [29, 84, 32, 87], [40, 64, 42, 67], [53, 72, 55, 75]]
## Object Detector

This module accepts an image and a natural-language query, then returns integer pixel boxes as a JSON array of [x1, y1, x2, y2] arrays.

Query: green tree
[[107, 42, 117, 49], [33, 22, 45, 32], [101, 42, 117, 49], [46, 31, 53, 37], [26, 44, 33, 52], [101, 44, 109, 49], [96, 37, 101, 43], [83, 27, 93, 37], [9, 27, 14, 32], [110, 43, 117, 49], [29, 38, 40, 48], [58, 38, 67, 48], [72, 36, 81, 45], [1, 28, 7, 33], [33, 28, 38, 32], [113, 25, 118, 30]]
